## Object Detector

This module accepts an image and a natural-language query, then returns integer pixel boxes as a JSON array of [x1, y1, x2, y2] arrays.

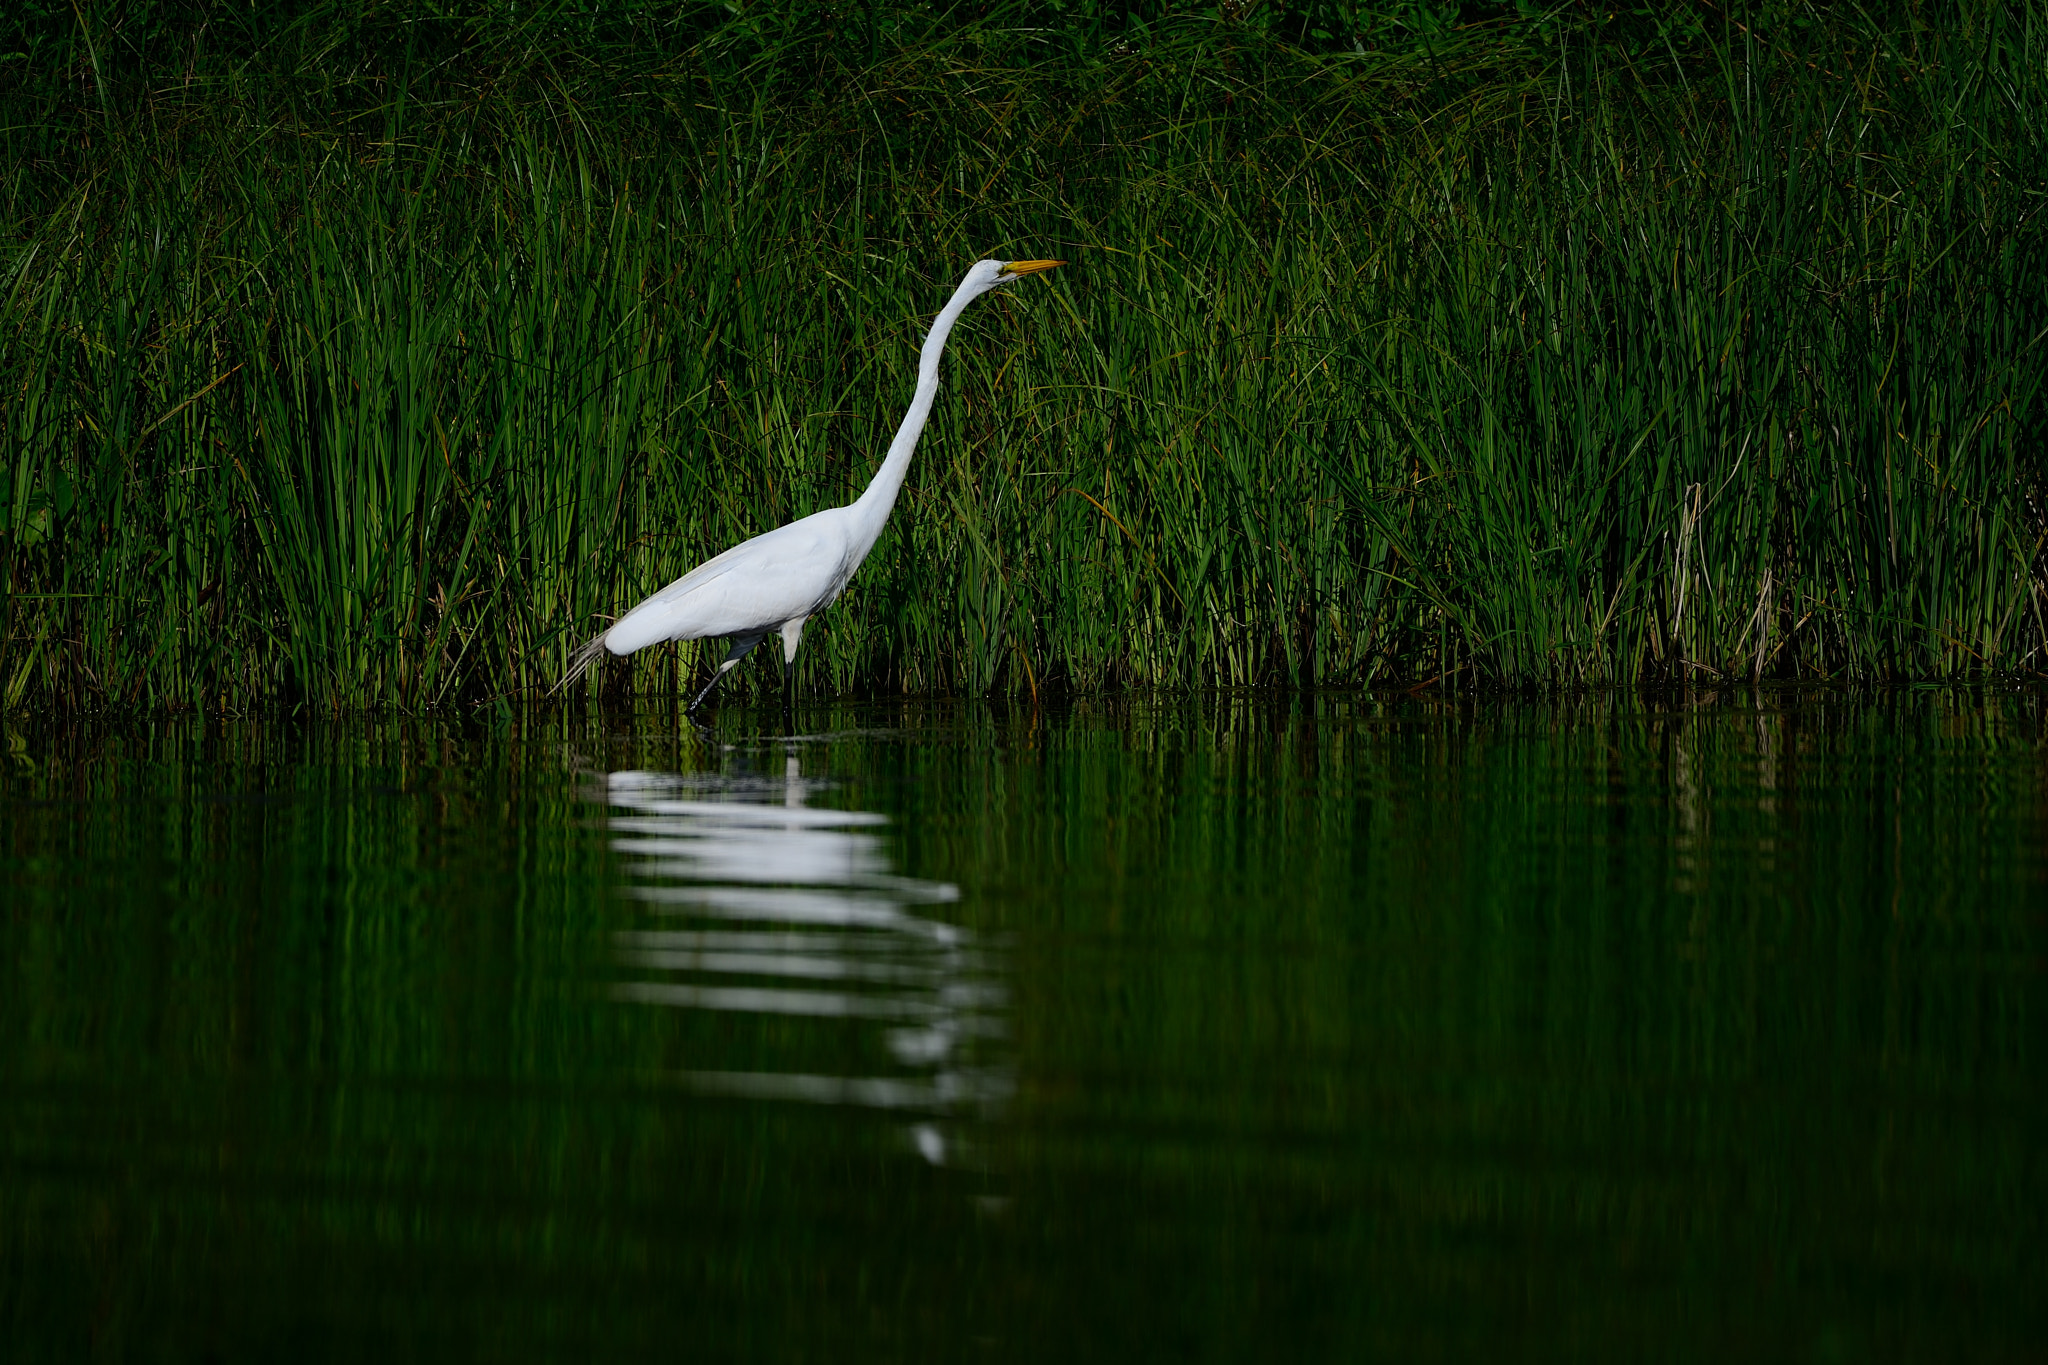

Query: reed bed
[[2, 3, 2043, 710]]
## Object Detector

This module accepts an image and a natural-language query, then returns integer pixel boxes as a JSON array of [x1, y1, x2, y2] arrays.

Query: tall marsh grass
[[2, 4, 2044, 709]]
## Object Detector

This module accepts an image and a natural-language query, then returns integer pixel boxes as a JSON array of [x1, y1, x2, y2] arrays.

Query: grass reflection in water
[[0, 691, 2039, 1362]]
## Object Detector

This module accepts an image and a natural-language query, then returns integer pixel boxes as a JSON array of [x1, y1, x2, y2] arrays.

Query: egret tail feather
[[554, 630, 612, 695]]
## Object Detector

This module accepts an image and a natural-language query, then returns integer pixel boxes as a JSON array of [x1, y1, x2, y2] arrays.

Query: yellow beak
[[1000, 259, 1065, 278]]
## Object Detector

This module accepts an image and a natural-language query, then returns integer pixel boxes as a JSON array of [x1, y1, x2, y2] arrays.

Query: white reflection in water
[[601, 755, 1007, 1159]]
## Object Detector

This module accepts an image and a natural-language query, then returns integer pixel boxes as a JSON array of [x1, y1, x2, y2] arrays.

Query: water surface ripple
[[600, 757, 1008, 1146], [0, 693, 2039, 1362]]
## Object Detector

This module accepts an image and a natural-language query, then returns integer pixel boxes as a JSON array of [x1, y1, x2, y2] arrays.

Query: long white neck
[[846, 275, 982, 548]]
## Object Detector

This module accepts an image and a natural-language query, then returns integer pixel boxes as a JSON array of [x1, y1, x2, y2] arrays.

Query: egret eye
[[994, 259, 1064, 281]]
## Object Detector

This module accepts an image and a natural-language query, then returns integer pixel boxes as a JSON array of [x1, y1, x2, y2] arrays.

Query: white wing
[[604, 508, 856, 653]]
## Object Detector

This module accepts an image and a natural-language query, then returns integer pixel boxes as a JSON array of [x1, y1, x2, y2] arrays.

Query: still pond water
[[2, 692, 2041, 1362]]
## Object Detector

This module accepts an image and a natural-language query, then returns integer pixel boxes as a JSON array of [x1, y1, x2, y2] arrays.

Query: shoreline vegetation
[[2, 2, 2043, 712]]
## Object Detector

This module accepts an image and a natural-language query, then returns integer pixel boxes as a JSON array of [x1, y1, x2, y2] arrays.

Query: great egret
[[560, 257, 1062, 709]]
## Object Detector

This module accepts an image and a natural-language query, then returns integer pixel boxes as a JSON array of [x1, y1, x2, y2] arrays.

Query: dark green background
[[4, 2, 2042, 707]]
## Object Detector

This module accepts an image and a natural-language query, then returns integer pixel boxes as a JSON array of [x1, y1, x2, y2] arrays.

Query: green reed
[[2, 4, 2043, 710]]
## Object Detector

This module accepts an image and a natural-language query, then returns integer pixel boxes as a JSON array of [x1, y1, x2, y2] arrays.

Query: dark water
[[2, 693, 2041, 1362]]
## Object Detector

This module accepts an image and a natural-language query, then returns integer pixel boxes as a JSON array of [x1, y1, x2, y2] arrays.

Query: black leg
[[688, 634, 767, 715], [685, 669, 724, 714]]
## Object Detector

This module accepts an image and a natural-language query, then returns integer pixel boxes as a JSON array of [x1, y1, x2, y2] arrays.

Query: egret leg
[[688, 633, 767, 714], [778, 617, 807, 716]]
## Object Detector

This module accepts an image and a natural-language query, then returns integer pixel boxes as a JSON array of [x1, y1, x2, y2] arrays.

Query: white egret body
[[561, 257, 1061, 707]]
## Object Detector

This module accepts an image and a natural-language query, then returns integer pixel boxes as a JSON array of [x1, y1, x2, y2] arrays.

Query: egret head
[[964, 257, 1063, 297]]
